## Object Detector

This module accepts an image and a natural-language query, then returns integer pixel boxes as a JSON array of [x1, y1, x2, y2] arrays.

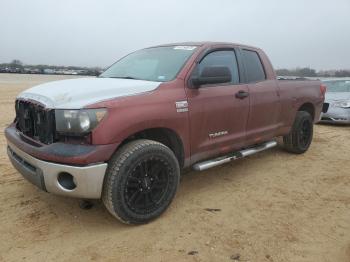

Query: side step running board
[[193, 140, 277, 171]]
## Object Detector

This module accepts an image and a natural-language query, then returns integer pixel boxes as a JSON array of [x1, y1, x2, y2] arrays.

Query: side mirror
[[192, 66, 232, 87]]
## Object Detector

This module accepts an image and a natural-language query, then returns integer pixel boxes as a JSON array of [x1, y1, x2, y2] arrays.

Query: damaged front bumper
[[7, 141, 107, 199], [5, 125, 118, 199]]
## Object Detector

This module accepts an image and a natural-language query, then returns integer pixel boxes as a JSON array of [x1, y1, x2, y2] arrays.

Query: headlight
[[55, 108, 107, 134], [333, 101, 350, 108]]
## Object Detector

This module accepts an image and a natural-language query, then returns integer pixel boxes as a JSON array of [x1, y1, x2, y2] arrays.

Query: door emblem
[[175, 100, 188, 113]]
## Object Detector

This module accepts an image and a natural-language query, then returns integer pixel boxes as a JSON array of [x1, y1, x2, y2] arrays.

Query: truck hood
[[325, 92, 350, 102], [17, 77, 161, 109]]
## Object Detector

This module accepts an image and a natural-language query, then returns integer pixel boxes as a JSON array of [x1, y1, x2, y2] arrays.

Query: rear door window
[[242, 50, 266, 83]]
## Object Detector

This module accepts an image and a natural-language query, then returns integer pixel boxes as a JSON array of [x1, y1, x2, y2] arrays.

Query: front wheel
[[102, 139, 180, 224], [283, 111, 314, 154]]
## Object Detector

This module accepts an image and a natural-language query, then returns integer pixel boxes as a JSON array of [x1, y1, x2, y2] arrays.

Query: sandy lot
[[0, 73, 350, 262]]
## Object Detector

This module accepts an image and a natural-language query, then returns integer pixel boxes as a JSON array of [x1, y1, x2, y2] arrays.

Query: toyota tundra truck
[[5, 42, 326, 224]]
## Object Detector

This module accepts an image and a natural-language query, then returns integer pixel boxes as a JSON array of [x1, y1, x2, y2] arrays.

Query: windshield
[[100, 46, 197, 82], [324, 80, 350, 92]]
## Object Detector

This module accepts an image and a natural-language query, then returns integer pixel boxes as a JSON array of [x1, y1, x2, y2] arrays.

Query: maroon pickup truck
[[5, 42, 325, 224]]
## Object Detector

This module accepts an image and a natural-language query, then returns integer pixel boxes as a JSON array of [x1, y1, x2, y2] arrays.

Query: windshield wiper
[[110, 76, 137, 80]]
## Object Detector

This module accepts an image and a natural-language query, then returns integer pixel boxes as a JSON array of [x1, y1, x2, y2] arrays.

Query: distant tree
[[276, 67, 317, 77], [11, 59, 23, 67], [298, 67, 316, 77], [275, 69, 292, 76], [334, 70, 350, 77]]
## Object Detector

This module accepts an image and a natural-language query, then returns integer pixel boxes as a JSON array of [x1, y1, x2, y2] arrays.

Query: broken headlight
[[55, 108, 107, 134]]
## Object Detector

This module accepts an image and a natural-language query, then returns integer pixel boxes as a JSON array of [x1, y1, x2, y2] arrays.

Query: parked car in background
[[320, 79, 350, 124]]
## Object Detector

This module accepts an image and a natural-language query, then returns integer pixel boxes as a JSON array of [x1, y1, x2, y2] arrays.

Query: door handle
[[235, 90, 249, 99]]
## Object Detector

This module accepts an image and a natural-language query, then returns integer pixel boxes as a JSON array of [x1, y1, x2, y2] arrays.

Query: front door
[[185, 50, 250, 164]]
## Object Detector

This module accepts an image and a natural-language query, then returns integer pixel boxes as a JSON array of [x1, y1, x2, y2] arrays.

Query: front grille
[[15, 100, 56, 144]]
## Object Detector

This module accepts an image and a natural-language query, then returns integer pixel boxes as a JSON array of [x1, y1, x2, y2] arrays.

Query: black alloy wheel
[[102, 139, 180, 224], [283, 111, 314, 154], [124, 158, 170, 214], [298, 118, 312, 148]]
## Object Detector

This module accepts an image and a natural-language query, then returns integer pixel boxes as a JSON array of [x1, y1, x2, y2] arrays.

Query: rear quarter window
[[242, 50, 266, 83]]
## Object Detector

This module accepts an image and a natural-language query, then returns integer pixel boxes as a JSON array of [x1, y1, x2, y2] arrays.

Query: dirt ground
[[0, 73, 350, 262]]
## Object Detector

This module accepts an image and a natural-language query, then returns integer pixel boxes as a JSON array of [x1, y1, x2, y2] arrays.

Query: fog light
[[57, 172, 77, 190]]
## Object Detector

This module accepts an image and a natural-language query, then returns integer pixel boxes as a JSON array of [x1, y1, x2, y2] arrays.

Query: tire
[[102, 139, 180, 224], [283, 111, 313, 154]]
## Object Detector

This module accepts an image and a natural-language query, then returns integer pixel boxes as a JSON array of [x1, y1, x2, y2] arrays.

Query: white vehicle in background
[[320, 79, 350, 124]]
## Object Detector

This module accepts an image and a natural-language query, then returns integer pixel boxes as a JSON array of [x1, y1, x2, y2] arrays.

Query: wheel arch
[[298, 102, 315, 121], [118, 127, 185, 169]]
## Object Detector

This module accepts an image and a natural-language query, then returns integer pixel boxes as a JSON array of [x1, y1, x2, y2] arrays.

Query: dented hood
[[17, 77, 161, 109]]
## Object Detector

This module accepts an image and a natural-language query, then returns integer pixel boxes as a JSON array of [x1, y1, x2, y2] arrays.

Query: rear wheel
[[102, 139, 180, 224], [283, 111, 313, 154]]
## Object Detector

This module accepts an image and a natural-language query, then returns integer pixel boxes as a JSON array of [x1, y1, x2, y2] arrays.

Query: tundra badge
[[209, 131, 228, 138]]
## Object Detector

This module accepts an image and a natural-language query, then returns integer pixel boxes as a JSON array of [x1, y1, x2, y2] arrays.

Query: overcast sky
[[1, 0, 349, 70]]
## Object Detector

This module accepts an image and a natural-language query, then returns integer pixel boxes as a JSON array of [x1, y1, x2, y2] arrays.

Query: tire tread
[[283, 111, 313, 154], [102, 139, 179, 224]]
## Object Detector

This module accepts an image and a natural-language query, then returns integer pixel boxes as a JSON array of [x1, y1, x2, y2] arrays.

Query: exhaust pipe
[[193, 140, 277, 171]]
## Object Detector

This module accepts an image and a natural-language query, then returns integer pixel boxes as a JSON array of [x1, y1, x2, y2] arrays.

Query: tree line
[[2, 59, 350, 78], [276, 67, 350, 77]]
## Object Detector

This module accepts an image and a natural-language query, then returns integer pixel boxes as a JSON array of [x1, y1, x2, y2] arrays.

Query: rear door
[[240, 49, 281, 144], [186, 49, 250, 163]]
